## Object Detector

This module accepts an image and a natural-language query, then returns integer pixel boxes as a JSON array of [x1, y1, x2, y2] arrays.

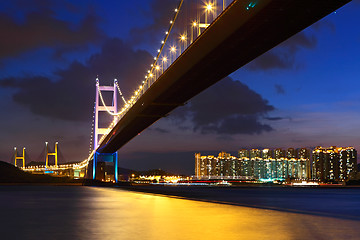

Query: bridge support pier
[[93, 152, 118, 183]]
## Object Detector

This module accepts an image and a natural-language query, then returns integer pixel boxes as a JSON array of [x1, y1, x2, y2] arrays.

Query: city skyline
[[0, 0, 360, 175], [196, 146, 357, 181]]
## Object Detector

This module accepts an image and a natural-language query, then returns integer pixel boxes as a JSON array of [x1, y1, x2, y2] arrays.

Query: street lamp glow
[[170, 46, 176, 52], [162, 56, 167, 62]]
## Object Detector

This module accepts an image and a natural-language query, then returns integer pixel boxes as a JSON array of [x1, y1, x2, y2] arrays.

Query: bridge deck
[[97, 0, 350, 153]]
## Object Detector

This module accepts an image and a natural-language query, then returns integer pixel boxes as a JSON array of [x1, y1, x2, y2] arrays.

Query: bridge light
[[162, 56, 167, 62], [170, 20, 173, 24], [180, 35, 186, 41], [206, 3, 213, 11], [165, 31, 169, 35], [174, 8, 178, 12], [161, 40, 165, 44], [192, 21, 197, 27], [155, 65, 160, 70], [170, 46, 176, 52]]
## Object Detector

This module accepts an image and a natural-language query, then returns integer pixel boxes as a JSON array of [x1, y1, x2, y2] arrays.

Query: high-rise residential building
[[250, 149, 262, 179], [312, 146, 357, 181], [195, 152, 239, 178], [339, 147, 357, 180], [238, 149, 252, 177], [274, 148, 287, 178], [298, 148, 311, 179]]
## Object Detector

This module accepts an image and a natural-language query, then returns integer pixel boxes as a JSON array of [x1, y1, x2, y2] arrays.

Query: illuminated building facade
[[195, 152, 239, 178], [196, 148, 312, 180], [312, 146, 357, 181]]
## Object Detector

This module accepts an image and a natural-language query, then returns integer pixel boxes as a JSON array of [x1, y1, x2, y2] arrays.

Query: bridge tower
[[14, 147, 25, 168], [94, 78, 118, 150], [45, 142, 58, 168], [92, 78, 119, 182]]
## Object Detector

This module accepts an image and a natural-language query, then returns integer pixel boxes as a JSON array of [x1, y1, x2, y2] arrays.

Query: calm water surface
[[0, 186, 359, 240]]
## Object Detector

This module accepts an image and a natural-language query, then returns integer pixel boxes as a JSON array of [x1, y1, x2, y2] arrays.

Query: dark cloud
[[129, 0, 179, 46], [199, 115, 273, 135], [150, 127, 170, 134], [247, 32, 317, 71], [265, 117, 285, 121], [275, 84, 285, 95], [246, 51, 294, 71], [119, 151, 197, 175], [0, 9, 103, 59], [0, 38, 153, 121], [172, 77, 274, 135], [311, 20, 336, 33], [281, 32, 317, 54], [0, 64, 93, 121]]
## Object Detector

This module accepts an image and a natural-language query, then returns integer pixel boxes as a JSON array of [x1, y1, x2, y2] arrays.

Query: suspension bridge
[[18, 0, 351, 182]]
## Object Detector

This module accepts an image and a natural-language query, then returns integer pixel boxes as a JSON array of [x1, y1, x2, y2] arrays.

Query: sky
[[0, 0, 359, 175]]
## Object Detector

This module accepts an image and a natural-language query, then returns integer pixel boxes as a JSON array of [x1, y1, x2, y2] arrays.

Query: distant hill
[[26, 161, 45, 167], [0, 161, 79, 183], [1, 160, 178, 183]]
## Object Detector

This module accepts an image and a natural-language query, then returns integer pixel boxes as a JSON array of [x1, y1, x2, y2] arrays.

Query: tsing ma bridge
[[21, 0, 351, 181]]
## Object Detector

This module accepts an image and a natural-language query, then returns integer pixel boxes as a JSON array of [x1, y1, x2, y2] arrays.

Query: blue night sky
[[0, 0, 359, 175]]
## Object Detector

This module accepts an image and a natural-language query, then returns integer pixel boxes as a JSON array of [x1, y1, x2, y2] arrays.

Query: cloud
[[172, 77, 275, 135], [265, 117, 285, 121], [150, 127, 170, 134], [275, 84, 285, 95], [0, 38, 153, 121], [129, 0, 179, 46], [0, 9, 103, 59], [120, 151, 196, 175], [247, 32, 317, 71], [311, 20, 336, 33]]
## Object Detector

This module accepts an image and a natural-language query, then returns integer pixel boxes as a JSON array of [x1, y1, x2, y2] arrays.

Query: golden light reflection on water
[[75, 187, 358, 240]]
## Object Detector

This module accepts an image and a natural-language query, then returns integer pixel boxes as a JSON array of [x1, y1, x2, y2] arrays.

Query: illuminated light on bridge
[[20, 0, 351, 181]]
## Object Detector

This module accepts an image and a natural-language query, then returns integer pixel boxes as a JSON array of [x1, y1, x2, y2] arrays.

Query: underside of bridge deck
[[97, 0, 350, 154]]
